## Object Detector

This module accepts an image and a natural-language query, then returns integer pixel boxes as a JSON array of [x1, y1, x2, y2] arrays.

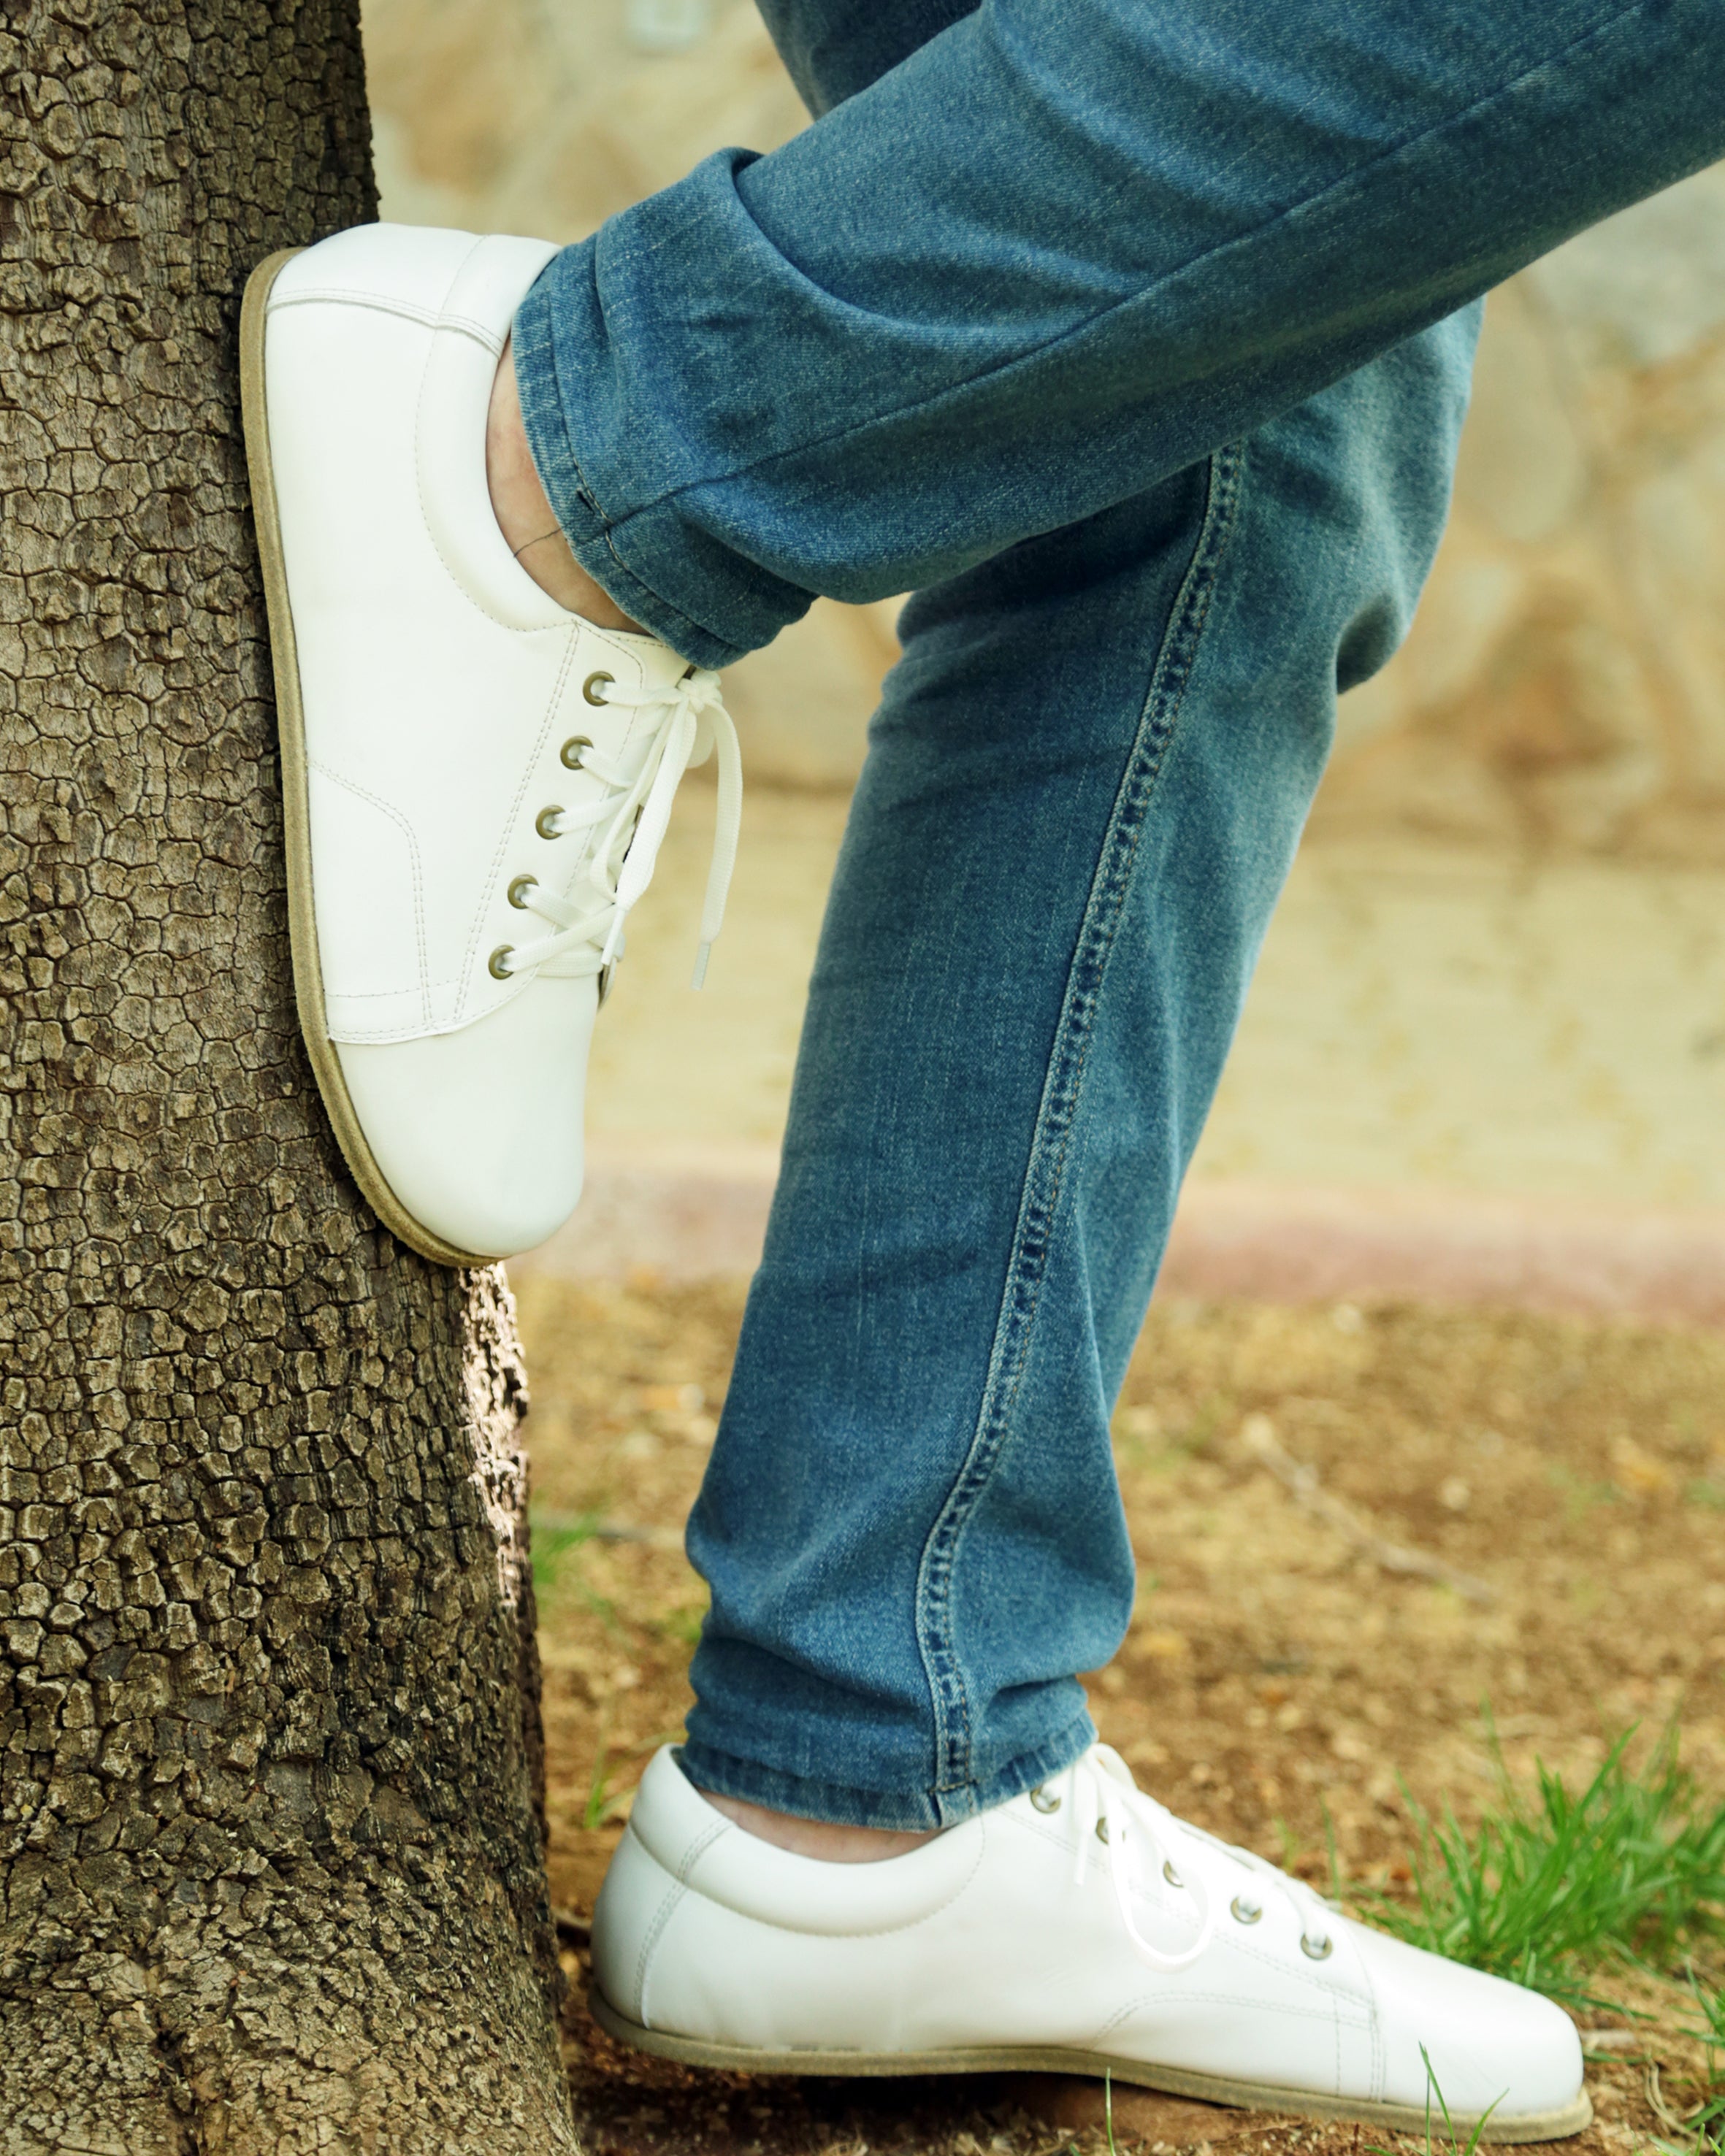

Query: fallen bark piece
[[1240, 1415, 1497, 1606]]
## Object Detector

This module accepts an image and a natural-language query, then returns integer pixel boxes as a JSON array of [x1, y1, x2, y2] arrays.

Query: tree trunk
[[1, 4, 573, 2148]]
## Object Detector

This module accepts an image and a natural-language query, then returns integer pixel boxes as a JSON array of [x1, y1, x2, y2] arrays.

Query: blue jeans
[[514, 0, 1725, 1829]]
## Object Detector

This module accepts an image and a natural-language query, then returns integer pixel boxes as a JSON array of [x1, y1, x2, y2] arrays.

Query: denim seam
[[589, 0, 1653, 531], [910, 442, 1246, 1812], [554, 437, 670, 640]]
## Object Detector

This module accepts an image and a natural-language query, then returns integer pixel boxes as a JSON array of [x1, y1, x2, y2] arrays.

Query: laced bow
[[1047, 1746, 1337, 1977], [500, 667, 741, 991], [1061, 1747, 1217, 1974]]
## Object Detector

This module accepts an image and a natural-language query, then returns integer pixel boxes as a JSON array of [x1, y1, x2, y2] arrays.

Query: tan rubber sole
[[589, 1986, 1592, 2145], [240, 248, 492, 1270]]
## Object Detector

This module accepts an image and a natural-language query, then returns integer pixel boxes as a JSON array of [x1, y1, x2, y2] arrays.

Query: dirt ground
[[513, 1275, 1725, 2154]]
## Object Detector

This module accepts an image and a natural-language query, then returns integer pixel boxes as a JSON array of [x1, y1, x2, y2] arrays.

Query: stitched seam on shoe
[[308, 759, 431, 1030], [634, 1878, 687, 2025], [1226, 1933, 1364, 1992], [1076, 1926, 1342, 2025], [451, 630, 581, 1025], [267, 285, 507, 355], [324, 1021, 438, 1044], [676, 1827, 984, 1938], [326, 1020, 459, 1045], [1088, 1992, 1338, 2049], [675, 1819, 730, 1883], [789, 1870, 984, 1939], [909, 445, 1244, 1810]]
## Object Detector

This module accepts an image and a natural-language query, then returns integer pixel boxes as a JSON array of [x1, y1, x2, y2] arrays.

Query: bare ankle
[[486, 337, 643, 633], [698, 1788, 938, 1863]]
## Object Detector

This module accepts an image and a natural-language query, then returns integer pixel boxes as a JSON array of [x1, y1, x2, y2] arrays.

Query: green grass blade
[[1356, 1722, 1725, 2006]]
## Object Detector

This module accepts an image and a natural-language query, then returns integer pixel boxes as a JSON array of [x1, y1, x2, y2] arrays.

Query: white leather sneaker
[[591, 1746, 1589, 2142], [240, 224, 739, 1265]]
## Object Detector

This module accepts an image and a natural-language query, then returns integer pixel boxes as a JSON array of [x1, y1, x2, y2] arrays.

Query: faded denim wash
[[515, 0, 1725, 671], [513, 0, 1722, 1827]]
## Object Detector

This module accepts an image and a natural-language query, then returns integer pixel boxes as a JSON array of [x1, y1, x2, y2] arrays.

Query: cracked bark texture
[[0, 2, 575, 2148]]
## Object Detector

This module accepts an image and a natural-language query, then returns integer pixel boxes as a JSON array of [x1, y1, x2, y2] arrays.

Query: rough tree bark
[[1, 3, 575, 2148]]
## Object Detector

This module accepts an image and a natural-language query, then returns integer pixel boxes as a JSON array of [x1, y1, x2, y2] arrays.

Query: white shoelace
[[494, 666, 741, 992], [1040, 1746, 1336, 1976]]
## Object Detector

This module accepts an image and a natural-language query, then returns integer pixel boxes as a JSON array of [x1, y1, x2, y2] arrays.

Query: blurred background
[[362, 0, 1725, 1237]]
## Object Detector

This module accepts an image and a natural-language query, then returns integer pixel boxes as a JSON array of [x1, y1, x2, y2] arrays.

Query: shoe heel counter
[[267, 224, 559, 349], [267, 223, 486, 316], [592, 1823, 684, 2026]]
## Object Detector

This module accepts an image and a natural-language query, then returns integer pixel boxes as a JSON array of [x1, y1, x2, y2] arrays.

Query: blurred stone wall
[[1324, 178, 1725, 862], [363, 0, 1725, 856]]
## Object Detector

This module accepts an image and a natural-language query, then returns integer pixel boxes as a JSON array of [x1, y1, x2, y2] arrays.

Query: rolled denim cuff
[[512, 244, 795, 670], [677, 1706, 1098, 1834]]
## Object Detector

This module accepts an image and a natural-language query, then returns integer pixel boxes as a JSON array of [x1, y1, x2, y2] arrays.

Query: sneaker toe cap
[[1350, 1921, 1586, 2124], [334, 977, 597, 1260]]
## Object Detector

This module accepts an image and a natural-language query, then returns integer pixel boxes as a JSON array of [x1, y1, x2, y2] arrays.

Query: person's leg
[[488, 0, 976, 621], [679, 304, 1483, 1830], [510, 0, 1722, 668], [585, 305, 1592, 2126], [749, 0, 968, 115]]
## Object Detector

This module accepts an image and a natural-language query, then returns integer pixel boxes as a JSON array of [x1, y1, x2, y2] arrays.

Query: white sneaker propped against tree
[[591, 1744, 1590, 2143], [241, 223, 739, 1265]]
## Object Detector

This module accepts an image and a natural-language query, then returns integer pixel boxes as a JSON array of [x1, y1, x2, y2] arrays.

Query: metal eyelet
[[1095, 1817, 1110, 1845], [487, 946, 514, 981], [582, 671, 613, 707], [1028, 1786, 1061, 1815], [1300, 1932, 1334, 1961], [560, 734, 592, 770], [1231, 1895, 1263, 1926], [535, 807, 562, 840], [508, 875, 538, 909], [1163, 1858, 1183, 1888]]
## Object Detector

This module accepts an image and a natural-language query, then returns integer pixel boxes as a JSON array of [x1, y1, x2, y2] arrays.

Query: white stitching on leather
[[267, 285, 506, 355], [1088, 1991, 1339, 2049], [634, 1878, 687, 2027], [673, 1812, 985, 1942], [308, 759, 429, 1028], [676, 1818, 731, 1882]]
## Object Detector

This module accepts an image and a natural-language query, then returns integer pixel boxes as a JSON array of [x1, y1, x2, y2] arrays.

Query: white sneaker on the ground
[[240, 223, 738, 1265], [592, 1745, 1589, 2142]]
